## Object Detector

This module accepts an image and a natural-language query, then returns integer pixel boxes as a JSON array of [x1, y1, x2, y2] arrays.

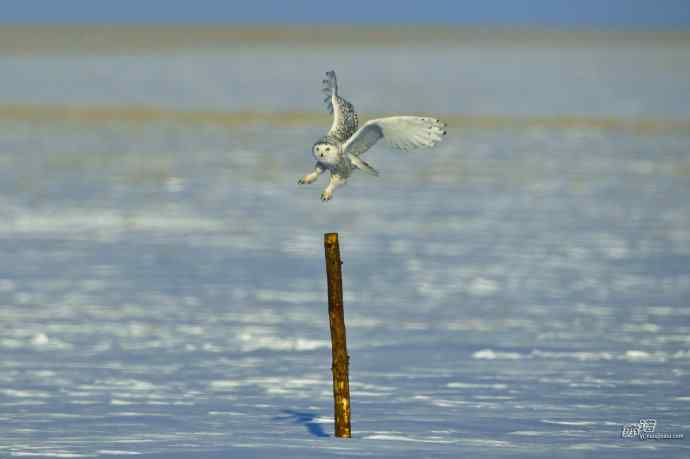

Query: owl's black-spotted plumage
[[322, 70, 359, 143], [329, 96, 358, 142]]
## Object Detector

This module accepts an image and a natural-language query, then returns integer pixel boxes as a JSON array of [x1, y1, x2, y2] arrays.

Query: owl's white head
[[312, 142, 339, 166]]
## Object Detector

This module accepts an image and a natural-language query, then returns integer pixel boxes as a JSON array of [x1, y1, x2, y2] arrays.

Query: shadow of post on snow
[[277, 409, 329, 437]]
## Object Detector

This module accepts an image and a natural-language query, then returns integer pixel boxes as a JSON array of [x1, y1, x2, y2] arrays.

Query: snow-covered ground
[[0, 36, 689, 457]]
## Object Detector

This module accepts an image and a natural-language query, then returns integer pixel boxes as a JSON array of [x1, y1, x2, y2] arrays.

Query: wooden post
[[324, 232, 351, 438]]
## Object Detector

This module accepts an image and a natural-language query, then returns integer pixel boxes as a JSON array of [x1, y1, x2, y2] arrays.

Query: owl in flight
[[298, 70, 447, 201]]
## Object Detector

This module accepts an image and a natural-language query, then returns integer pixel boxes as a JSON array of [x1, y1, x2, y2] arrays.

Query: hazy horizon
[[2, 0, 690, 29]]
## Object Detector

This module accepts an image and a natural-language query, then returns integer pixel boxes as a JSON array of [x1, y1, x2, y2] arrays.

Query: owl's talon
[[321, 191, 332, 201], [299, 174, 319, 185]]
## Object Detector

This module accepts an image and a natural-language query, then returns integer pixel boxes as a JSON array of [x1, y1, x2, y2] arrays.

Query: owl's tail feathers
[[348, 154, 379, 176]]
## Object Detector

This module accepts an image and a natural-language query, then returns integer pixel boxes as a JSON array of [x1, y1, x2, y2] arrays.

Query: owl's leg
[[321, 174, 346, 202], [298, 163, 325, 185]]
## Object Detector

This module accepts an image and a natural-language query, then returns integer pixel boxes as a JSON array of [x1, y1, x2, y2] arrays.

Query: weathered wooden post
[[323, 232, 351, 438]]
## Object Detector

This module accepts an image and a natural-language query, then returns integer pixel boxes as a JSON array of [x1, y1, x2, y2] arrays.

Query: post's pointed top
[[324, 233, 339, 245]]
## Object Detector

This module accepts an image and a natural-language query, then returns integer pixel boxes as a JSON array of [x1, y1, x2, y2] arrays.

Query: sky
[[2, 0, 690, 28]]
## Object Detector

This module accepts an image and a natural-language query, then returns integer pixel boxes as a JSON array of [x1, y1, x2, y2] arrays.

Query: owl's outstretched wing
[[342, 116, 446, 157], [322, 70, 358, 142]]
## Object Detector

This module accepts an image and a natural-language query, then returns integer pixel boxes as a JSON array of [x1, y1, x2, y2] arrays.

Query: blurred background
[[1, 1, 689, 458]]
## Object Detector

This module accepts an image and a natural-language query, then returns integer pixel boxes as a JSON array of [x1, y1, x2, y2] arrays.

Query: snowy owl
[[298, 70, 446, 201]]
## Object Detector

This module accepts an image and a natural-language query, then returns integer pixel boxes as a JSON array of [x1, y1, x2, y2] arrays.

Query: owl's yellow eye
[[326, 146, 331, 152]]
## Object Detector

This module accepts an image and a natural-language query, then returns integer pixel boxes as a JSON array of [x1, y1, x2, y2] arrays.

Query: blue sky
[[2, 0, 690, 28]]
